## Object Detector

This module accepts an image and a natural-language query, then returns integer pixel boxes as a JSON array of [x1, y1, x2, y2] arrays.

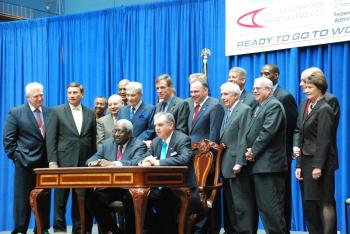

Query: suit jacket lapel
[[133, 102, 144, 123], [25, 104, 42, 137], [191, 98, 209, 129], [123, 138, 134, 160], [64, 104, 79, 135], [167, 97, 177, 113], [240, 90, 247, 103], [166, 132, 176, 158], [220, 102, 240, 139], [80, 106, 88, 135]]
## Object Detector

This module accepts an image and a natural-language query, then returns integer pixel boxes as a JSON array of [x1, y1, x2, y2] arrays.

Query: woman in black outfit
[[294, 70, 338, 234]]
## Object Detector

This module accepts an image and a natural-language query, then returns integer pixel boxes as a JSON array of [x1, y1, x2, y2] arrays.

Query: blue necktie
[[161, 102, 167, 112], [160, 141, 167, 160], [130, 107, 135, 120], [224, 109, 231, 125]]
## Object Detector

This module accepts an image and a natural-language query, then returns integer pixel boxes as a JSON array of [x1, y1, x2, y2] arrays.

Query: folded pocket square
[[170, 151, 178, 156]]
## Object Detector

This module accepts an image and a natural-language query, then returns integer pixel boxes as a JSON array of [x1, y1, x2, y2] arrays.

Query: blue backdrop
[[0, 0, 349, 232]]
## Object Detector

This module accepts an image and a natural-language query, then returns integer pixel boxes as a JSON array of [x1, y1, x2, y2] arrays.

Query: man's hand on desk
[[89, 159, 122, 167], [141, 156, 159, 166], [49, 162, 58, 168]]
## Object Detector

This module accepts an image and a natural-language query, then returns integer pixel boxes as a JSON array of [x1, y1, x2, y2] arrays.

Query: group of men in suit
[[3, 64, 340, 234]]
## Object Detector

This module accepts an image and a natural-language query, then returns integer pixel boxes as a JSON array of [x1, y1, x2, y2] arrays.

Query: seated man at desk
[[141, 112, 199, 234], [86, 119, 147, 234]]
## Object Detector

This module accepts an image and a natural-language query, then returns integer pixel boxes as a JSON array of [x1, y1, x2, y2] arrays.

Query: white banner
[[226, 0, 350, 56]]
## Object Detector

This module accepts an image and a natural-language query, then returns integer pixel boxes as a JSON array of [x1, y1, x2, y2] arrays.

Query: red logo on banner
[[237, 7, 266, 28]]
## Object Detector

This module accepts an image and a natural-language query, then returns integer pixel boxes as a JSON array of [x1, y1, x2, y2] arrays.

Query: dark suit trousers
[[86, 188, 132, 234], [252, 173, 287, 234], [146, 188, 180, 234], [53, 188, 81, 233], [13, 161, 50, 233], [223, 176, 257, 234]]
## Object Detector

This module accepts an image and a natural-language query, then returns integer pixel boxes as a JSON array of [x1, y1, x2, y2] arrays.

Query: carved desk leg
[[75, 189, 86, 234], [30, 189, 44, 234], [129, 188, 150, 234], [173, 187, 191, 234]]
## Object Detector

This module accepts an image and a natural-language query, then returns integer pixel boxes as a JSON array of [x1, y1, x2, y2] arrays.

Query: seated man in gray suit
[[86, 119, 147, 234], [155, 74, 189, 134], [96, 94, 124, 148], [141, 112, 199, 234], [245, 77, 288, 233], [219, 82, 256, 234]]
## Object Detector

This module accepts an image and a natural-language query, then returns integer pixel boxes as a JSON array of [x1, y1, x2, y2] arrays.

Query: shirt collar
[[273, 84, 278, 93], [69, 103, 82, 111], [132, 100, 142, 111], [228, 100, 239, 112], [28, 103, 42, 112], [163, 131, 174, 145], [194, 96, 209, 108]]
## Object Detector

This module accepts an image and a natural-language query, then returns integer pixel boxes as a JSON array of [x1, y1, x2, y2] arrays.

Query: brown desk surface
[[31, 166, 190, 234]]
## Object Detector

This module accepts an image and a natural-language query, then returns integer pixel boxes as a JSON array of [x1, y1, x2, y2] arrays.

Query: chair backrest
[[191, 139, 225, 208]]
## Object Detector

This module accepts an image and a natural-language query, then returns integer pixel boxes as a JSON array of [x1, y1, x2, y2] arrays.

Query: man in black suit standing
[[187, 76, 224, 233], [141, 112, 199, 234], [86, 119, 147, 234], [3, 82, 51, 234], [154, 74, 189, 134], [260, 64, 298, 232], [245, 77, 288, 233], [228, 66, 257, 109], [46, 82, 97, 234], [219, 82, 256, 233]]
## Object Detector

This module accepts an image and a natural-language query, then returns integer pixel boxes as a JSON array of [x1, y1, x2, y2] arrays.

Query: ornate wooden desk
[[30, 166, 190, 234]]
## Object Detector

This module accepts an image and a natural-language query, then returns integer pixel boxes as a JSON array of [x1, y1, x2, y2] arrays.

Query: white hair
[[115, 119, 133, 134], [254, 77, 273, 90], [126, 81, 143, 95], [220, 82, 241, 96], [25, 82, 43, 96], [108, 94, 123, 103], [154, 112, 175, 125]]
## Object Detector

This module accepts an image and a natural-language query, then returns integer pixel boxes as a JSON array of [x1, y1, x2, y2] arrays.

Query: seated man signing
[[141, 112, 199, 234], [85, 119, 147, 234]]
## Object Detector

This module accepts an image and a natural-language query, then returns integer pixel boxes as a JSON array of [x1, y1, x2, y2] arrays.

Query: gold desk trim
[[60, 173, 112, 185]]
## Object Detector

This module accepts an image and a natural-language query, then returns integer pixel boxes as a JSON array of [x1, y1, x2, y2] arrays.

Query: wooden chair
[[186, 139, 225, 234]]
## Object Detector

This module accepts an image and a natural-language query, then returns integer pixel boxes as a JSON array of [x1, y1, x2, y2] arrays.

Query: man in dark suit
[[154, 74, 189, 134], [46, 82, 97, 234], [86, 119, 147, 234], [118, 79, 130, 106], [228, 66, 257, 109], [141, 112, 199, 234], [117, 81, 155, 142], [219, 82, 256, 233], [260, 64, 298, 232], [3, 82, 51, 234], [245, 77, 288, 233], [187, 77, 224, 233], [96, 94, 124, 148]]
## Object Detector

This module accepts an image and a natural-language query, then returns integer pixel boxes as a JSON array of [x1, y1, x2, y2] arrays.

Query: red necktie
[[304, 99, 311, 118], [192, 104, 200, 124], [116, 145, 123, 161], [35, 109, 45, 138]]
